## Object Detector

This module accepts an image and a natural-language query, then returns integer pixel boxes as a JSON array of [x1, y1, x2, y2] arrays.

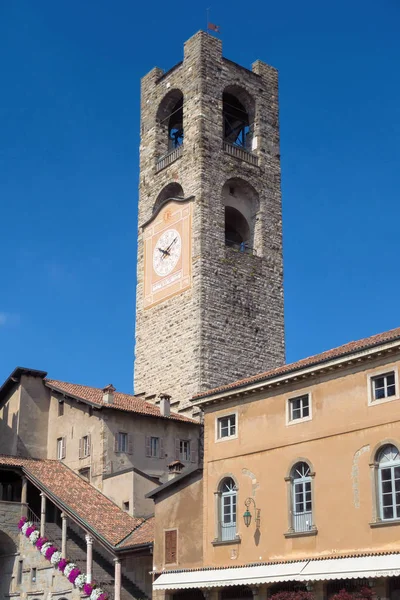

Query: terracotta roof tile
[[0, 455, 153, 548], [194, 325, 400, 399], [44, 380, 196, 424]]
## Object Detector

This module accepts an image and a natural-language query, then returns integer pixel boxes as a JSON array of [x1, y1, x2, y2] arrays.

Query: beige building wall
[[202, 355, 400, 565], [0, 386, 21, 456], [102, 411, 200, 480], [153, 472, 203, 573], [47, 392, 105, 490], [102, 468, 158, 516]]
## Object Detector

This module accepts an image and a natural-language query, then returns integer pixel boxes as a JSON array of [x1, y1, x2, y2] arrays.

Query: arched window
[[223, 86, 254, 151], [377, 444, 400, 520], [222, 178, 259, 252], [218, 477, 237, 541], [290, 462, 313, 533], [156, 90, 184, 158]]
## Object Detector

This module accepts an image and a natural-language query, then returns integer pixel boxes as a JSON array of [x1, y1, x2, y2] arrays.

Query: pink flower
[[36, 537, 48, 550], [18, 516, 27, 529], [58, 558, 68, 572], [45, 545, 57, 560], [68, 567, 81, 583], [25, 526, 35, 537], [98, 594, 108, 600], [83, 583, 94, 595]]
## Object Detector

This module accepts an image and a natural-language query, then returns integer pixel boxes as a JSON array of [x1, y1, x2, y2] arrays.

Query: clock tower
[[134, 32, 285, 413]]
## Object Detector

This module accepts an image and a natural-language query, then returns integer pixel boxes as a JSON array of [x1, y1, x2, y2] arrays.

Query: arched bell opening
[[225, 206, 250, 246], [222, 178, 260, 253], [156, 89, 184, 158], [153, 182, 185, 214], [223, 85, 255, 152]]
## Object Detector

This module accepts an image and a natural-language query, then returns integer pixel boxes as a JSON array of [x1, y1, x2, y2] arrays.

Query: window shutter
[[88, 434, 91, 457], [62, 437, 66, 459], [114, 434, 119, 453], [127, 434, 133, 455], [175, 439, 180, 460], [190, 442, 197, 464], [159, 438, 164, 459], [165, 529, 177, 564], [145, 436, 151, 457], [79, 437, 83, 459]]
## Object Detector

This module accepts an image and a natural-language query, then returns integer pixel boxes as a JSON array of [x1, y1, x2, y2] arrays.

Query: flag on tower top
[[207, 22, 221, 33]]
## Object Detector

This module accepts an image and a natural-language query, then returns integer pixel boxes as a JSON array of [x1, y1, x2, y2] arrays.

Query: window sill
[[284, 528, 318, 539], [370, 519, 400, 528], [212, 535, 241, 546]]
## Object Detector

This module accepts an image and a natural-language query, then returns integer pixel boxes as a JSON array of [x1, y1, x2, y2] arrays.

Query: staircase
[[45, 522, 149, 600]]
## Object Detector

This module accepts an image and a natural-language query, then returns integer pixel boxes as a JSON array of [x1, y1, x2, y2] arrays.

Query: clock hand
[[164, 237, 177, 256], [158, 247, 168, 255]]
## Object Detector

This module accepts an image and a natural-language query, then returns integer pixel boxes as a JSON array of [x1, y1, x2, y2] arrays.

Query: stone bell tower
[[134, 31, 285, 413]]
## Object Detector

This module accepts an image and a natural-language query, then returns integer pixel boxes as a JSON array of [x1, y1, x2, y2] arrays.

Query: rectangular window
[[289, 394, 310, 422], [17, 560, 23, 584], [217, 414, 236, 439], [372, 372, 396, 401], [57, 437, 66, 460], [179, 440, 190, 462], [31, 567, 37, 583], [58, 401, 64, 417], [117, 432, 127, 453], [164, 529, 177, 564], [150, 437, 159, 457], [80, 435, 90, 458]]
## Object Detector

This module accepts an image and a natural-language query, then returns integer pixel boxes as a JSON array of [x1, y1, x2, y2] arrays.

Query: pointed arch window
[[378, 444, 400, 520], [218, 477, 237, 541]]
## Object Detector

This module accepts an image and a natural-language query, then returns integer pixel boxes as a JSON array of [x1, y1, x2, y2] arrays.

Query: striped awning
[[153, 554, 400, 591]]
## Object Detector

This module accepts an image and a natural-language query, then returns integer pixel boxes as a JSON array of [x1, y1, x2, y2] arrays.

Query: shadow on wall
[[0, 531, 17, 598], [0, 410, 29, 457]]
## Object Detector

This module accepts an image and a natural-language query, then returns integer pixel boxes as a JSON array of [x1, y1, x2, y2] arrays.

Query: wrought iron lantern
[[243, 497, 260, 528]]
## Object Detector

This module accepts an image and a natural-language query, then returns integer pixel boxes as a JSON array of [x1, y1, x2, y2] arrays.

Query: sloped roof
[[45, 379, 197, 424], [0, 455, 153, 550], [194, 325, 400, 400]]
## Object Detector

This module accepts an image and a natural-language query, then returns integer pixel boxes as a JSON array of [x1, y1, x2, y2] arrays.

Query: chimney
[[159, 392, 171, 417], [102, 384, 116, 404], [167, 460, 184, 480]]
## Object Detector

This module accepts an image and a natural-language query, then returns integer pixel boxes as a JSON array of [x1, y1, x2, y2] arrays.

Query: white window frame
[[179, 439, 190, 462], [368, 367, 399, 406], [82, 435, 90, 458], [377, 444, 400, 521], [57, 437, 66, 460], [286, 392, 312, 426], [215, 412, 238, 442], [218, 478, 237, 541]]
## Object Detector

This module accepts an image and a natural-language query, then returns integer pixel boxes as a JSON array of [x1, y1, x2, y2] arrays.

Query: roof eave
[[193, 337, 400, 407]]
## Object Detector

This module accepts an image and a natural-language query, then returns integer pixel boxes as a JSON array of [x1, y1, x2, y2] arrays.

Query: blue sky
[[0, 0, 399, 393]]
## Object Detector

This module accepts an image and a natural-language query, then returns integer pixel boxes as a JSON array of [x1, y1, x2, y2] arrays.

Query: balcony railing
[[223, 141, 259, 166], [156, 145, 183, 172], [219, 521, 237, 542], [293, 511, 313, 533], [27, 506, 40, 528]]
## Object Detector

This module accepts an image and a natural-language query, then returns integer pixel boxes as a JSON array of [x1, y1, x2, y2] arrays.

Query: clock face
[[152, 228, 182, 277], [143, 200, 192, 309]]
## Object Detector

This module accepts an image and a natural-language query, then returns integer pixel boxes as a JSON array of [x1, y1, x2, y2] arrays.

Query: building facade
[[134, 30, 285, 412], [151, 327, 400, 600]]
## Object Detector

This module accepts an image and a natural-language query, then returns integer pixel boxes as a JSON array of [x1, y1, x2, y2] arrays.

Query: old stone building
[[134, 30, 285, 413], [0, 367, 200, 599]]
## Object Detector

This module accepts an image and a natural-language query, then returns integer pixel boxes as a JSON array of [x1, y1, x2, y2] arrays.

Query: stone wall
[[134, 31, 285, 412]]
